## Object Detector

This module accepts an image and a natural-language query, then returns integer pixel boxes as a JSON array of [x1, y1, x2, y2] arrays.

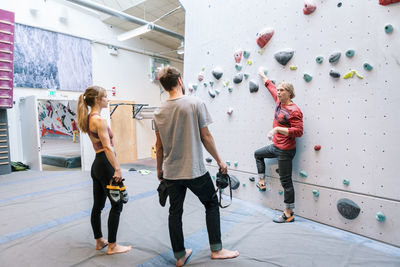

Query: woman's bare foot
[[211, 248, 239, 260], [176, 249, 192, 267], [95, 238, 108, 250], [106, 243, 132, 255]]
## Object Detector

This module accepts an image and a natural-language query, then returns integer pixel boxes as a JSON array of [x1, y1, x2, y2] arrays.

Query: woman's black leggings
[[90, 152, 123, 243]]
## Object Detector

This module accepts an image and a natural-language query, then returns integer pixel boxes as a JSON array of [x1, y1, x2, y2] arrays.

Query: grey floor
[[0, 169, 400, 267]]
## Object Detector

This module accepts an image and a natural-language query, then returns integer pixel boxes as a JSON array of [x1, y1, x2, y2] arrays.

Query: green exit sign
[[48, 89, 56, 97]]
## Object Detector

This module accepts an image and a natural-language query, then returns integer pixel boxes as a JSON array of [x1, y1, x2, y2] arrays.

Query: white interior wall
[[180, 0, 400, 246], [1, 0, 183, 166]]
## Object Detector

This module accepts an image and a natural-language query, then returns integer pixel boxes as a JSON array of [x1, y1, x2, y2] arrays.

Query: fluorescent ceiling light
[[117, 23, 154, 41]]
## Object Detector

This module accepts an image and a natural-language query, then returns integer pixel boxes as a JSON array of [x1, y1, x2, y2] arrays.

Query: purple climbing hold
[[329, 52, 341, 64], [212, 67, 223, 80], [274, 50, 294, 66], [249, 80, 259, 93], [256, 27, 274, 48], [233, 73, 243, 84]]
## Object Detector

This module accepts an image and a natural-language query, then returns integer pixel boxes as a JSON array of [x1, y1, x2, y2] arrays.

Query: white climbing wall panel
[[180, 0, 400, 246]]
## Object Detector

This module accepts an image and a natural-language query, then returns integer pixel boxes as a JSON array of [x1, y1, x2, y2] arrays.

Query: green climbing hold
[[243, 50, 251, 58], [316, 56, 324, 64], [289, 66, 297, 70], [234, 161, 238, 167], [343, 179, 350, 186], [244, 73, 249, 79], [303, 73, 312, 82], [278, 190, 283, 195], [209, 81, 214, 86], [235, 64, 243, 71], [247, 60, 253, 65], [215, 89, 220, 95], [300, 170, 308, 178], [192, 84, 198, 90], [345, 49, 355, 58], [385, 24, 393, 34], [363, 63, 373, 71], [226, 160, 231, 166], [242, 183, 246, 187], [263, 70, 268, 76], [343, 70, 356, 79], [228, 87, 233, 93], [312, 189, 320, 197], [212, 175, 216, 180], [203, 82, 208, 87], [376, 212, 386, 222], [138, 169, 152, 175]]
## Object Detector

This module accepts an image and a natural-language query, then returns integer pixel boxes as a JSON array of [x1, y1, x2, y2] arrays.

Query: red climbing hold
[[303, 0, 317, 14], [234, 50, 242, 63], [256, 28, 274, 49], [379, 0, 400, 5], [314, 145, 321, 151]]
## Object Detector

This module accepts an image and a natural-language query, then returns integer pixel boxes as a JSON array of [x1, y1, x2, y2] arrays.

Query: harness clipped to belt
[[215, 172, 239, 208]]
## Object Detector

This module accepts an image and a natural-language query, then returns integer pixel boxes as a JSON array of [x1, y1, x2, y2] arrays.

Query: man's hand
[[268, 127, 277, 140], [157, 170, 164, 181], [217, 161, 228, 174]]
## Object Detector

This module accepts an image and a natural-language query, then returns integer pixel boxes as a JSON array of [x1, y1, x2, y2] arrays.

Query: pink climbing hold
[[256, 28, 274, 49], [227, 107, 233, 115], [303, 0, 317, 14], [314, 145, 321, 151], [234, 50, 242, 63], [198, 71, 204, 82], [379, 0, 400, 5]]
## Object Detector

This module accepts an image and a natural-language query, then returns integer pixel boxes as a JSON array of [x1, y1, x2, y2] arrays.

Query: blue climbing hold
[[303, 73, 313, 82], [363, 63, 373, 71], [345, 49, 355, 58], [278, 190, 283, 195], [343, 179, 350, 186], [376, 212, 386, 222], [235, 64, 243, 71], [385, 24, 393, 34], [312, 189, 319, 197], [299, 170, 308, 178], [316, 56, 324, 64]]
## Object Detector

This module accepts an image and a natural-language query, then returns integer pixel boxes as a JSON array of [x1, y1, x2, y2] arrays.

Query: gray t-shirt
[[153, 95, 213, 180]]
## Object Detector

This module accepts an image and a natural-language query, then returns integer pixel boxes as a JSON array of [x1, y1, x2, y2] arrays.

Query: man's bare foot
[[95, 238, 108, 250], [176, 249, 192, 267], [106, 243, 132, 255], [211, 248, 239, 260]]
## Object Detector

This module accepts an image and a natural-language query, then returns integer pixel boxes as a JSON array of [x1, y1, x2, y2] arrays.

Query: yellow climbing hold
[[355, 72, 364, 79], [343, 70, 356, 79], [247, 60, 253, 65], [289, 66, 297, 70]]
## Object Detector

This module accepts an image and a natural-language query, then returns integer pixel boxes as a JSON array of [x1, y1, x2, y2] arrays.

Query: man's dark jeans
[[254, 144, 296, 209], [165, 172, 222, 259]]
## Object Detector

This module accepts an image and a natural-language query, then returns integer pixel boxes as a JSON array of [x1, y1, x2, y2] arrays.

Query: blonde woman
[[255, 67, 303, 223], [77, 86, 131, 255]]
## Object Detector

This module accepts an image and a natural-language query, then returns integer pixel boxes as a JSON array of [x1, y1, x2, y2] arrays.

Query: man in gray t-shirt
[[154, 66, 239, 266]]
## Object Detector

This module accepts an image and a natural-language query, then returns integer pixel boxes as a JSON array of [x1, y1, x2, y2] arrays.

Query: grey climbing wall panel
[[180, 0, 400, 246]]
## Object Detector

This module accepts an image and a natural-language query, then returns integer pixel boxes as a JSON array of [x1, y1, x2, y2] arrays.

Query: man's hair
[[158, 66, 181, 91]]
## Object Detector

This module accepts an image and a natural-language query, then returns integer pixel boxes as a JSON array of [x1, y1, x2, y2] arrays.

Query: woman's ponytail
[[77, 94, 89, 133]]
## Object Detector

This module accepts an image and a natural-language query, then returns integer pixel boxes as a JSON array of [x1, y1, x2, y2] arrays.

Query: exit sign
[[48, 89, 56, 97]]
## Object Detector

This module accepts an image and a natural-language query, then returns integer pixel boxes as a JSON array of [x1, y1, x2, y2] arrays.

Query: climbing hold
[[337, 2, 342, 7], [345, 49, 355, 58], [212, 175, 216, 180], [198, 71, 204, 81], [263, 69, 268, 76], [274, 50, 294, 66], [329, 70, 341, 78], [278, 190, 283, 195], [343, 179, 350, 186], [303, 0, 317, 15], [290, 66, 297, 70], [209, 81, 214, 86], [343, 70, 356, 79], [212, 67, 223, 80], [242, 183, 246, 187], [376, 212, 386, 222], [234, 161, 238, 167], [379, 0, 400, 6], [244, 73, 249, 79], [329, 52, 341, 64], [385, 24, 393, 34], [208, 88, 216, 98], [337, 198, 360, 220], [256, 27, 274, 48], [192, 84, 198, 90], [249, 80, 259, 93], [226, 160, 231, 166], [316, 56, 324, 64], [234, 50, 242, 63], [233, 73, 243, 84], [235, 64, 243, 71], [303, 73, 313, 82], [271, 80, 276, 85], [312, 189, 319, 197], [314, 145, 321, 151], [363, 63, 373, 71], [258, 49, 263, 55], [138, 169, 151, 175], [355, 72, 364, 79], [222, 81, 229, 87], [249, 176, 255, 182], [243, 50, 251, 58], [247, 60, 253, 65], [215, 89, 220, 95], [299, 170, 308, 178], [228, 87, 233, 93], [205, 157, 212, 163], [203, 82, 208, 87], [276, 168, 279, 174], [227, 107, 233, 115], [201, 67, 205, 71], [188, 84, 194, 92]]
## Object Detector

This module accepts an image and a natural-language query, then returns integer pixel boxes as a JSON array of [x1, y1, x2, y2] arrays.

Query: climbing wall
[[180, 0, 400, 246], [38, 100, 77, 137]]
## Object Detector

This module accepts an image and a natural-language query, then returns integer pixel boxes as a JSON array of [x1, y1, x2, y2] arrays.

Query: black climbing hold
[[212, 67, 223, 80], [275, 169, 279, 174], [129, 168, 137, 172], [208, 88, 216, 98], [337, 2, 342, 7], [329, 52, 341, 64], [205, 157, 212, 163], [329, 70, 340, 78], [274, 50, 294, 66], [249, 177, 255, 182], [233, 73, 243, 84], [337, 198, 360, 220], [249, 80, 259, 93], [230, 175, 240, 190]]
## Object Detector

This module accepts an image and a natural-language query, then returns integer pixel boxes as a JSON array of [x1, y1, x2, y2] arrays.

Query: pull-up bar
[[109, 103, 149, 118]]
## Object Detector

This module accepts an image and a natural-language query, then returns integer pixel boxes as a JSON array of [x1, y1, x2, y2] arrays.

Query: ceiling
[[90, 0, 185, 51]]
